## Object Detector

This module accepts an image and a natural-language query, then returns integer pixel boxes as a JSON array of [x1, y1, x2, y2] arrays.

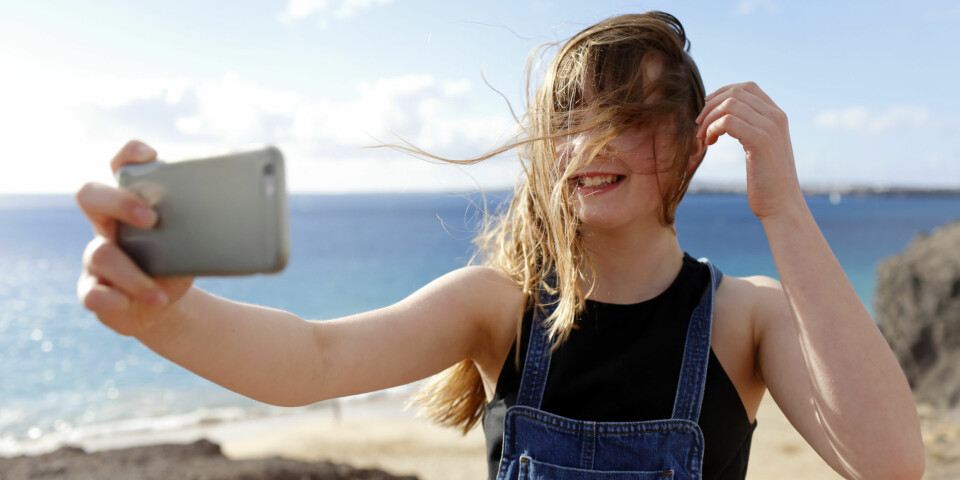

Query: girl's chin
[[575, 207, 661, 231], [571, 185, 663, 229]]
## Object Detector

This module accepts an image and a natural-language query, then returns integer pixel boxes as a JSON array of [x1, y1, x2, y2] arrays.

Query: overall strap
[[671, 258, 723, 422], [515, 274, 557, 409]]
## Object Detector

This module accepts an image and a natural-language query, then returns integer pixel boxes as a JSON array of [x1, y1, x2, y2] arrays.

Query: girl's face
[[557, 126, 678, 232]]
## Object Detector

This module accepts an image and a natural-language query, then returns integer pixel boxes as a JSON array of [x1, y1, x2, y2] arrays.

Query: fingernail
[[135, 143, 156, 161], [146, 291, 168, 307], [135, 206, 157, 227]]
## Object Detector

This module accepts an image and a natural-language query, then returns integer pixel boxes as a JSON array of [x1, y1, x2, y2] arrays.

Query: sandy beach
[[6, 390, 960, 479]]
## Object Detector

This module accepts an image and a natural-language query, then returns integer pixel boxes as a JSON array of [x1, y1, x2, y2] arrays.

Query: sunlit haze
[[1, 1, 958, 193]]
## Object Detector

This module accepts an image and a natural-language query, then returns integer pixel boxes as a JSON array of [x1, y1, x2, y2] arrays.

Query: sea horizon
[[2, 180, 960, 199]]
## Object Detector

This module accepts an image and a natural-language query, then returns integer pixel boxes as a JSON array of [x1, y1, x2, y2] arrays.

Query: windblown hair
[[409, 11, 707, 434]]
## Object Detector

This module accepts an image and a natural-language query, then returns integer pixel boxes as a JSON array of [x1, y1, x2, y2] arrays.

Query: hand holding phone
[[77, 141, 193, 336], [116, 146, 290, 277]]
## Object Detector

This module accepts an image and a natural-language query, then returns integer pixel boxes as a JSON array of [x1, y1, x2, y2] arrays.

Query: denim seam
[[584, 421, 597, 469], [518, 279, 557, 409], [517, 303, 551, 408], [671, 260, 720, 422], [532, 325, 552, 409], [511, 412, 700, 436]]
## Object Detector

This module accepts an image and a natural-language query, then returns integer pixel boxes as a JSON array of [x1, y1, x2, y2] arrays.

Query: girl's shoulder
[[712, 274, 782, 421], [714, 273, 786, 356], [446, 265, 525, 339], [451, 266, 526, 387], [716, 274, 786, 334], [427, 266, 524, 322], [450, 265, 524, 301]]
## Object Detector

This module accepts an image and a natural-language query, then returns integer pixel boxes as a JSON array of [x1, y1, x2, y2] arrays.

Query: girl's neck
[[580, 221, 684, 305]]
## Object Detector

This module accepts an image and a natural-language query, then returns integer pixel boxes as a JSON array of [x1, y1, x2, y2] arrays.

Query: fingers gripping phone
[[117, 146, 290, 277]]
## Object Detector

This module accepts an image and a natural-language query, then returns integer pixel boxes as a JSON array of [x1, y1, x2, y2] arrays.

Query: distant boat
[[829, 191, 842, 205]]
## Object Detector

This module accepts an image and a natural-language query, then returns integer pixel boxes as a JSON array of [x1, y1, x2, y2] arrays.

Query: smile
[[573, 174, 626, 193], [578, 174, 623, 188]]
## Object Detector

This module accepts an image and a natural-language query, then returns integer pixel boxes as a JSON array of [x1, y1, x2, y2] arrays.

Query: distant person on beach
[[75, 11, 924, 480]]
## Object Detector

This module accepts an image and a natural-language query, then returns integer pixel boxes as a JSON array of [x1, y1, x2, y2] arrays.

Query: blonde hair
[[409, 11, 707, 433]]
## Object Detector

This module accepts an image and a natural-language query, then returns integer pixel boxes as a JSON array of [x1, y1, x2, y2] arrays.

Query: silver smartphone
[[116, 146, 290, 277]]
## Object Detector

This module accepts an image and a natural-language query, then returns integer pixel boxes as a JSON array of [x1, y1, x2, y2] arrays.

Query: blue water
[[0, 192, 957, 452]]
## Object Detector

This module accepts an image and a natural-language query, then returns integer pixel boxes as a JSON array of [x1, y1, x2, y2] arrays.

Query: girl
[[75, 11, 924, 480]]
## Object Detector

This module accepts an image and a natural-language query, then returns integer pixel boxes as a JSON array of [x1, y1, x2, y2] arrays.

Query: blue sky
[[1, 0, 958, 193]]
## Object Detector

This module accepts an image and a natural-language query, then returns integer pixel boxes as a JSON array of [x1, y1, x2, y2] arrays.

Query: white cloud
[[692, 135, 747, 184], [286, 155, 520, 193], [738, 0, 777, 15], [443, 79, 471, 97], [335, 0, 391, 18], [173, 72, 302, 142], [278, 0, 393, 27], [815, 105, 931, 135], [286, 74, 516, 157], [0, 65, 518, 193], [0, 48, 153, 192]]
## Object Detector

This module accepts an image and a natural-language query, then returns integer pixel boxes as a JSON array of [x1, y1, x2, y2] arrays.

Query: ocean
[[0, 192, 958, 455]]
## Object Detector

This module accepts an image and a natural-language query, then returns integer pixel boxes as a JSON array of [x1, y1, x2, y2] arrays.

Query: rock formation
[[0, 439, 418, 480], [876, 221, 960, 409]]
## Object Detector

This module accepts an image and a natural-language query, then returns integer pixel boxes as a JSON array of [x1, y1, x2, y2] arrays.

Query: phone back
[[117, 146, 290, 277]]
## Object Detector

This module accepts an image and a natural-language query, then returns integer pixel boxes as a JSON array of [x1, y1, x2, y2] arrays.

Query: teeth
[[578, 175, 619, 188]]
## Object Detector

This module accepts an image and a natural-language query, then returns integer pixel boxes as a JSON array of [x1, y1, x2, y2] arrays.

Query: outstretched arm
[[135, 266, 518, 407], [697, 83, 925, 479], [77, 140, 521, 408]]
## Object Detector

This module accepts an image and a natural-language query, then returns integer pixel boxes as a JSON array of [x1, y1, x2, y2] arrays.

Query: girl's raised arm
[[697, 83, 925, 479], [76, 140, 520, 408]]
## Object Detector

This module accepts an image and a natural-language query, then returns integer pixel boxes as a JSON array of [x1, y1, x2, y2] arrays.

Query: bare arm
[[748, 230, 924, 479], [77, 140, 521, 408], [698, 83, 925, 479], [134, 267, 517, 407]]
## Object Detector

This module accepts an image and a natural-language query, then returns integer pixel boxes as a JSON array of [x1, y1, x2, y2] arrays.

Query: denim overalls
[[495, 260, 722, 480]]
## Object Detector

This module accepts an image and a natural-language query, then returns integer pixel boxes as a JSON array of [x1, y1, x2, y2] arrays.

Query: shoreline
[[5, 391, 960, 479], [0, 388, 414, 458], [3, 391, 842, 480]]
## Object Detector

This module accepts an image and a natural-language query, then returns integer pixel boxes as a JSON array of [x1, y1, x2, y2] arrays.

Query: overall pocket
[[518, 454, 676, 480]]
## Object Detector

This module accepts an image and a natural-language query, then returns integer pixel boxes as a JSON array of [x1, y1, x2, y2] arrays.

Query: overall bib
[[495, 259, 722, 480]]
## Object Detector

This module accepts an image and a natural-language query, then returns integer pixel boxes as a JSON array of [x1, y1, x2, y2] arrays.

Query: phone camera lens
[[262, 164, 277, 197]]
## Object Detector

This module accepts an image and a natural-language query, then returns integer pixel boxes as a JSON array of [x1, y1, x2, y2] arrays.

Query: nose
[[557, 131, 608, 159], [570, 132, 587, 151]]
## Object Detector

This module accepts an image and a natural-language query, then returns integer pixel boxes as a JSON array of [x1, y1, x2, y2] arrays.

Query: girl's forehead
[[559, 52, 666, 103]]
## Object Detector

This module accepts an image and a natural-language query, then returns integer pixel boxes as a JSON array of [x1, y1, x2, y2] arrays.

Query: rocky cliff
[[876, 221, 960, 409], [0, 439, 418, 480]]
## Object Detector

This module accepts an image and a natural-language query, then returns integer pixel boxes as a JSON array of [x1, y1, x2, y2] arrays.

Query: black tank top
[[482, 254, 757, 479]]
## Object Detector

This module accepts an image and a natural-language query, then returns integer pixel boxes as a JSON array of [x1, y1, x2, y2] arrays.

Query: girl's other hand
[[695, 82, 804, 220], [75, 140, 194, 337]]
